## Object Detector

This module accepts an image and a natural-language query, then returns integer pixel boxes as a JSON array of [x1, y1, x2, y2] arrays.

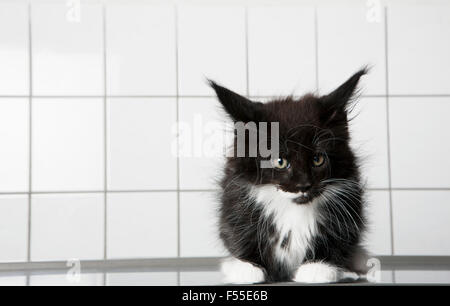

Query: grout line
[[0, 96, 30, 98], [384, 7, 395, 264], [386, 94, 450, 98], [0, 189, 218, 195], [23, 95, 107, 99], [2, 94, 450, 99], [26, 2, 33, 277], [174, 4, 181, 275], [107, 189, 219, 193], [106, 95, 206, 99], [314, 6, 319, 93], [376, 188, 450, 191], [244, 6, 250, 97], [0, 192, 30, 195], [102, 4, 108, 275]]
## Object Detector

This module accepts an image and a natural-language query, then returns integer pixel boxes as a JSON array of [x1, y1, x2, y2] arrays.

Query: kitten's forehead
[[262, 96, 323, 136]]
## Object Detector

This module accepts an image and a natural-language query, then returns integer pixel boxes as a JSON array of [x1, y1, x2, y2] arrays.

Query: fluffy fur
[[210, 69, 369, 283]]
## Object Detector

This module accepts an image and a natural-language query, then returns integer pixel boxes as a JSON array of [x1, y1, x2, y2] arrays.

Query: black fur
[[211, 69, 369, 283]]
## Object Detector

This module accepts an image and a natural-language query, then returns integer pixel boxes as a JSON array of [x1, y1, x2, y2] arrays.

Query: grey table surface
[[0, 256, 449, 286]]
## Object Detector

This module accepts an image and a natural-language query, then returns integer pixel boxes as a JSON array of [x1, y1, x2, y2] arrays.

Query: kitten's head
[[210, 68, 366, 205]]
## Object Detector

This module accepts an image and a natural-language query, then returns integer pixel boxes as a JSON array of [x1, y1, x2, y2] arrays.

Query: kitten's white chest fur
[[250, 185, 318, 268], [222, 184, 357, 284]]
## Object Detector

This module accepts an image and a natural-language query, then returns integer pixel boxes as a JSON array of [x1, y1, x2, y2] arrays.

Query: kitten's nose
[[296, 183, 312, 193]]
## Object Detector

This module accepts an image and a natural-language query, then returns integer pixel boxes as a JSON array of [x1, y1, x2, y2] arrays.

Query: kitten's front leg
[[221, 257, 265, 284], [293, 262, 358, 283]]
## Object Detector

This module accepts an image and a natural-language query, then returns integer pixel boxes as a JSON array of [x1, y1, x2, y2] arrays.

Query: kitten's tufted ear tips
[[321, 67, 368, 110], [208, 79, 262, 122], [319, 67, 368, 124]]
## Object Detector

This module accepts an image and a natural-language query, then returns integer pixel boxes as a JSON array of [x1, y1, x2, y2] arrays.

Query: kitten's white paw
[[221, 258, 265, 284], [294, 262, 340, 283]]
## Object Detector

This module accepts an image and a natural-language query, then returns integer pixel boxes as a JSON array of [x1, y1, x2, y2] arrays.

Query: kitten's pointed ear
[[320, 68, 367, 122], [209, 80, 262, 122]]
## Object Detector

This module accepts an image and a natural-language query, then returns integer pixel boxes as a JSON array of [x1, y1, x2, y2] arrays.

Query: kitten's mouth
[[293, 193, 312, 205], [275, 186, 315, 204]]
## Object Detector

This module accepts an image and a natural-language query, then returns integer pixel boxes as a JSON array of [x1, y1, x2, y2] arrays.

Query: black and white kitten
[[210, 69, 369, 284]]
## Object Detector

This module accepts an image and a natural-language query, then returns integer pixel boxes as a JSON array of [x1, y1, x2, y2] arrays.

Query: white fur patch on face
[[221, 257, 265, 284], [249, 185, 318, 269]]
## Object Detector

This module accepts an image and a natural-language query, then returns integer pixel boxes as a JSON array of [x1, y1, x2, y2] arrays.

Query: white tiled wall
[[31, 193, 104, 261], [106, 4, 176, 96], [0, 99, 29, 192], [317, 5, 386, 95], [180, 192, 226, 257], [32, 2, 104, 96], [177, 5, 247, 96], [389, 97, 450, 188], [0, 195, 28, 262], [349, 97, 389, 189], [392, 191, 450, 256], [364, 191, 391, 255], [0, 0, 450, 264], [107, 98, 177, 190], [0, 3, 29, 95], [178, 97, 228, 190], [107, 192, 177, 259], [388, 4, 450, 95], [248, 6, 316, 96], [32, 98, 104, 191]]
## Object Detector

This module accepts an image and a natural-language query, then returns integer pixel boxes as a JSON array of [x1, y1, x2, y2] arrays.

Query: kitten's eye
[[272, 158, 289, 169], [313, 154, 325, 167]]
